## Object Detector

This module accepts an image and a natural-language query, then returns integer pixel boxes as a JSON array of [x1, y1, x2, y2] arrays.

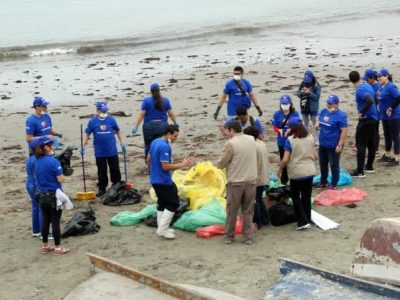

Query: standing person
[[271, 95, 300, 184], [216, 121, 257, 245], [296, 70, 321, 145], [34, 136, 69, 255], [376, 69, 400, 166], [82, 102, 125, 197], [316, 95, 348, 190], [25, 96, 63, 142], [278, 117, 316, 230], [26, 139, 43, 237], [213, 66, 262, 120], [221, 106, 264, 140], [362, 69, 381, 155], [349, 71, 379, 177], [147, 125, 194, 239], [243, 126, 270, 228], [132, 83, 178, 160]]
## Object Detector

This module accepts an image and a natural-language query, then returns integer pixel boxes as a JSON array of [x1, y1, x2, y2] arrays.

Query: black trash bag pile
[[55, 145, 78, 176], [61, 207, 100, 238], [266, 185, 296, 226], [266, 185, 290, 201], [102, 181, 142, 206], [145, 198, 189, 227]]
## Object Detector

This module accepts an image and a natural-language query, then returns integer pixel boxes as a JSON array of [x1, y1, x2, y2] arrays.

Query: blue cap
[[304, 70, 314, 84], [280, 95, 291, 105], [37, 136, 56, 146], [32, 96, 49, 107], [150, 83, 160, 92], [95, 101, 109, 113], [288, 116, 303, 127], [327, 95, 339, 105], [377, 68, 390, 77], [362, 69, 377, 81], [29, 139, 39, 150]]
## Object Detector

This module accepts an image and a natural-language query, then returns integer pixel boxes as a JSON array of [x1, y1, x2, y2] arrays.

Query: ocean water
[[1, 0, 400, 60]]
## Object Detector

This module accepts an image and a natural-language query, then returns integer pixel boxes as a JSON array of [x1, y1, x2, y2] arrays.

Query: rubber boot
[[156, 209, 176, 239], [157, 210, 174, 234]]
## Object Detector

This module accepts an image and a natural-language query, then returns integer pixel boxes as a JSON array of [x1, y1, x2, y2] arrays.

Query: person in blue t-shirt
[[362, 69, 381, 154], [132, 83, 178, 160], [83, 102, 126, 197], [271, 95, 300, 184], [214, 66, 262, 119], [316, 95, 348, 189], [296, 70, 321, 145], [34, 136, 69, 255], [376, 68, 400, 166], [222, 106, 264, 140], [349, 71, 379, 177], [25, 96, 63, 145], [147, 125, 193, 239]]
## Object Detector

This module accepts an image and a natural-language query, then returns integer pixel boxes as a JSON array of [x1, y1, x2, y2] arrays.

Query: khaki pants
[[225, 182, 256, 240]]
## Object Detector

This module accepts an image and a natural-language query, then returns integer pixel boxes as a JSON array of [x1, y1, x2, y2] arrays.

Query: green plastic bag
[[173, 198, 226, 232], [110, 204, 157, 226]]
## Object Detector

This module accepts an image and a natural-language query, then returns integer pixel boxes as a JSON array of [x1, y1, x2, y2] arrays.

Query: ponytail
[[152, 90, 164, 110], [34, 144, 46, 158]]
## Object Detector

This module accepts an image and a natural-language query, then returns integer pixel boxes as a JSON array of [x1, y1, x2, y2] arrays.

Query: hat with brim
[[31, 96, 49, 108], [280, 95, 291, 105], [37, 136, 57, 146], [362, 69, 377, 81], [150, 82, 160, 92], [377, 68, 390, 77], [327, 95, 339, 105], [95, 101, 109, 113]]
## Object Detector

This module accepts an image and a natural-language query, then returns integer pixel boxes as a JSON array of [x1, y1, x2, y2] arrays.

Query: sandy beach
[[1, 29, 400, 300]]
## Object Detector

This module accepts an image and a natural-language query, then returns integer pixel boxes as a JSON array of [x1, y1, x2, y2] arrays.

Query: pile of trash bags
[[61, 207, 100, 238], [103, 181, 142, 206]]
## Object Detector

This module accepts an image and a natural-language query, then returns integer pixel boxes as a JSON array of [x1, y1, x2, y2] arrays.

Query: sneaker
[[32, 232, 41, 237], [364, 166, 375, 173], [387, 158, 399, 167], [317, 183, 328, 189], [224, 238, 233, 244], [329, 186, 337, 190], [375, 151, 381, 157], [377, 154, 391, 162], [96, 189, 106, 197], [40, 233, 54, 240], [294, 223, 311, 230], [243, 239, 253, 245], [350, 170, 366, 178]]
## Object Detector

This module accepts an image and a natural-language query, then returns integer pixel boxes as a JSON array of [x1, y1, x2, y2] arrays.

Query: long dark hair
[[152, 90, 164, 110], [34, 144, 47, 158], [290, 124, 309, 139]]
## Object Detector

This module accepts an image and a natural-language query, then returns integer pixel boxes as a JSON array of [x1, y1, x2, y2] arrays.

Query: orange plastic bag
[[196, 217, 257, 239], [314, 188, 367, 206]]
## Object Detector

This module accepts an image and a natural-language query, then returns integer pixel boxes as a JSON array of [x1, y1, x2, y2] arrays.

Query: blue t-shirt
[[377, 82, 400, 120], [223, 79, 253, 116], [26, 155, 36, 187], [224, 116, 263, 135], [25, 114, 52, 137], [318, 108, 348, 149], [355, 83, 378, 121], [141, 96, 172, 123], [271, 110, 300, 147], [85, 115, 120, 157], [35, 155, 63, 192], [149, 138, 173, 186]]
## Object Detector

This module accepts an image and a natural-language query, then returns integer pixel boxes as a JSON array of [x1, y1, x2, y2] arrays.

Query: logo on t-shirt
[[100, 125, 107, 131], [41, 121, 47, 127], [324, 116, 330, 122]]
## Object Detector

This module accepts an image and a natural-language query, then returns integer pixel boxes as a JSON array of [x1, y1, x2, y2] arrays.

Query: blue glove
[[121, 143, 127, 154], [80, 147, 85, 156], [54, 132, 64, 139], [131, 125, 138, 134]]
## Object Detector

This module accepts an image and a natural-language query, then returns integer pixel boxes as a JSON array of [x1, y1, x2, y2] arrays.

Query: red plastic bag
[[314, 188, 367, 206], [196, 217, 257, 239]]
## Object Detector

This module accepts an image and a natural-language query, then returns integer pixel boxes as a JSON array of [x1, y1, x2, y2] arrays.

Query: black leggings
[[382, 119, 400, 155], [290, 177, 313, 227], [152, 183, 180, 212], [278, 146, 289, 185], [41, 205, 62, 245]]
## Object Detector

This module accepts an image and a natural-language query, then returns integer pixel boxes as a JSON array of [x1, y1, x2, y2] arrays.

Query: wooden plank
[[86, 253, 215, 300]]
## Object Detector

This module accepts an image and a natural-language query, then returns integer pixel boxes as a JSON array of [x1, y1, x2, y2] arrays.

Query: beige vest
[[255, 139, 269, 186], [287, 135, 316, 180]]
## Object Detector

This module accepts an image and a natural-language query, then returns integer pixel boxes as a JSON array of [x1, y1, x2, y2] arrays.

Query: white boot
[[157, 210, 175, 234], [156, 209, 176, 239]]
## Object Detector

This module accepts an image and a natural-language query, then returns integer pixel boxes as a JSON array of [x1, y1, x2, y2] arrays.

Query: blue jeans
[[142, 121, 168, 160], [26, 184, 43, 234], [319, 146, 340, 187]]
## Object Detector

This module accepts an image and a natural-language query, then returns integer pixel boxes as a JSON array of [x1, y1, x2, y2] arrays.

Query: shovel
[[75, 124, 96, 200], [123, 150, 133, 189]]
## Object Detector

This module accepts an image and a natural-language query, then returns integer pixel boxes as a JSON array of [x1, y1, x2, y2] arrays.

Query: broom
[[75, 124, 96, 200]]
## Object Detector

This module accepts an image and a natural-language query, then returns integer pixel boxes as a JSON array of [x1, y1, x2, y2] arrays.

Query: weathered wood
[[86, 253, 215, 300]]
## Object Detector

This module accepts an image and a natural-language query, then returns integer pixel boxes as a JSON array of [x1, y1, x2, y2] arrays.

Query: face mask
[[281, 104, 290, 111], [233, 75, 241, 81], [49, 151, 55, 156], [99, 113, 108, 119], [328, 107, 337, 113], [40, 110, 47, 115], [167, 138, 172, 144]]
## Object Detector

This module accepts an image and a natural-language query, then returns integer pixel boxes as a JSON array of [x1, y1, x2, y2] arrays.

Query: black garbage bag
[[55, 145, 78, 176], [61, 207, 100, 238], [269, 202, 296, 226], [102, 181, 142, 206], [144, 198, 189, 227], [266, 185, 290, 201]]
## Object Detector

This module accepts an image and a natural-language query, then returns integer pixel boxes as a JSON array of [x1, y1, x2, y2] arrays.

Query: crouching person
[[147, 125, 193, 239], [216, 121, 257, 245], [243, 126, 270, 228], [34, 136, 70, 255]]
